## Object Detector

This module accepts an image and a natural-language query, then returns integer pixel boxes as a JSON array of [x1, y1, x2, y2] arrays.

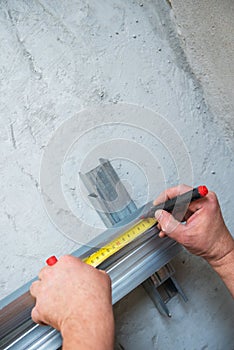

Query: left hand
[[30, 255, 114, 349]]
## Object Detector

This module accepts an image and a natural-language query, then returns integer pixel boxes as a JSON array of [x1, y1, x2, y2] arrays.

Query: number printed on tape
[[83, 218, 157, 267]]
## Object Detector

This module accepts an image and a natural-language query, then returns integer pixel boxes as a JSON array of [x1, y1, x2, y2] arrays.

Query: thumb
[[31, 306, 41, 324], [155, 209, 185, 242]]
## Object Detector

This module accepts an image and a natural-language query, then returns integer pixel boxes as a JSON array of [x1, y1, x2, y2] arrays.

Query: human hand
[[30, 255, 114, 350], [153, 184, 233, 264]]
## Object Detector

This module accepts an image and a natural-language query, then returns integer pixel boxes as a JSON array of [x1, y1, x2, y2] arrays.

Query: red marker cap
[[198, 185, 208, 197], [46, 256, 58, 266]]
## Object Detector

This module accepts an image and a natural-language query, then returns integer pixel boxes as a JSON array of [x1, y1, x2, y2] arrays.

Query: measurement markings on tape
[[83, 218, 157, 267]]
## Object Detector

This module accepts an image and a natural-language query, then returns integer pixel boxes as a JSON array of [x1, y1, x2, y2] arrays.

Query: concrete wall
[[0, 1, 233, 349], [171, 0, 234, 150]]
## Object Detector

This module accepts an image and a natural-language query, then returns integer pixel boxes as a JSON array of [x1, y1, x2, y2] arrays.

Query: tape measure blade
[[83, 218, 156, 267]]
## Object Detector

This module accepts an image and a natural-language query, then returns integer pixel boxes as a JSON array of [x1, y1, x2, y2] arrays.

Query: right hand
[[153, 184, 234, 264]]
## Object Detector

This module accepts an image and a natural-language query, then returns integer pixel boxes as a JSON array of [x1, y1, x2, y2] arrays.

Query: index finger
[[38, 266, 52, 281], [153, 184, 193, 205]]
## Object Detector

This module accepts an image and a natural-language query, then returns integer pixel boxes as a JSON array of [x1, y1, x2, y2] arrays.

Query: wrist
[[61, 313, 114, 350], [208, 244, 234, 268], [61, 317, 81, 348], [205, 229, 234, 266]]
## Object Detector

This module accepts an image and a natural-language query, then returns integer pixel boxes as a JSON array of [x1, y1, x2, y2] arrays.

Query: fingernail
[[155, 209, 163, 220]]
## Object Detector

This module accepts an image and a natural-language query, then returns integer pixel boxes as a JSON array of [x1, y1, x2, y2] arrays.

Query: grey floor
[[0, 1, 233, 349]]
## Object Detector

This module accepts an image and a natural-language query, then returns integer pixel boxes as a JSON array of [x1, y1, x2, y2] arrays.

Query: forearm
[[207, 234, 234, 297]]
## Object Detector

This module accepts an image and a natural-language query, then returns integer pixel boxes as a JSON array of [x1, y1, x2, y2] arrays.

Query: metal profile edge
[[0, 236, 180, 350]]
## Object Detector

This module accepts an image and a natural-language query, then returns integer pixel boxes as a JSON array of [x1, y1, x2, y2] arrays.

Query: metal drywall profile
[[0, 233, 180, 350], [0, 202, 181, 349], [0, 159, 181, 350], [79, 159, 137, 227]]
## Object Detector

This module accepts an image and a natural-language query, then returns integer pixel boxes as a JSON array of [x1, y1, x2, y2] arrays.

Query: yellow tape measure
[[83, 218, 157, 267]]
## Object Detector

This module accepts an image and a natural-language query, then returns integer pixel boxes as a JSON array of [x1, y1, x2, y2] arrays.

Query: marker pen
[[141, 186, 208, 219], [46, 186, 208, 266]]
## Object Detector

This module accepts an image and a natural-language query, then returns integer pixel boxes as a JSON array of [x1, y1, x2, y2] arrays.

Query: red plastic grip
[[46, 256, 58, 266], [198, 185, 208, 197]]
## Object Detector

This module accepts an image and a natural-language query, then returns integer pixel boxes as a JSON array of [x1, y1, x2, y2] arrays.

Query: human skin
[[30, 184, 234, 349], [153, 184, 234, 297], [30, 255, 114, 350]]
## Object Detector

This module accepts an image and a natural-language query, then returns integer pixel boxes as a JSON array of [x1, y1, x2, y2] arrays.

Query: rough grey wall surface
[[171, 0, 234, 150], [0, 0, 233, 349]]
